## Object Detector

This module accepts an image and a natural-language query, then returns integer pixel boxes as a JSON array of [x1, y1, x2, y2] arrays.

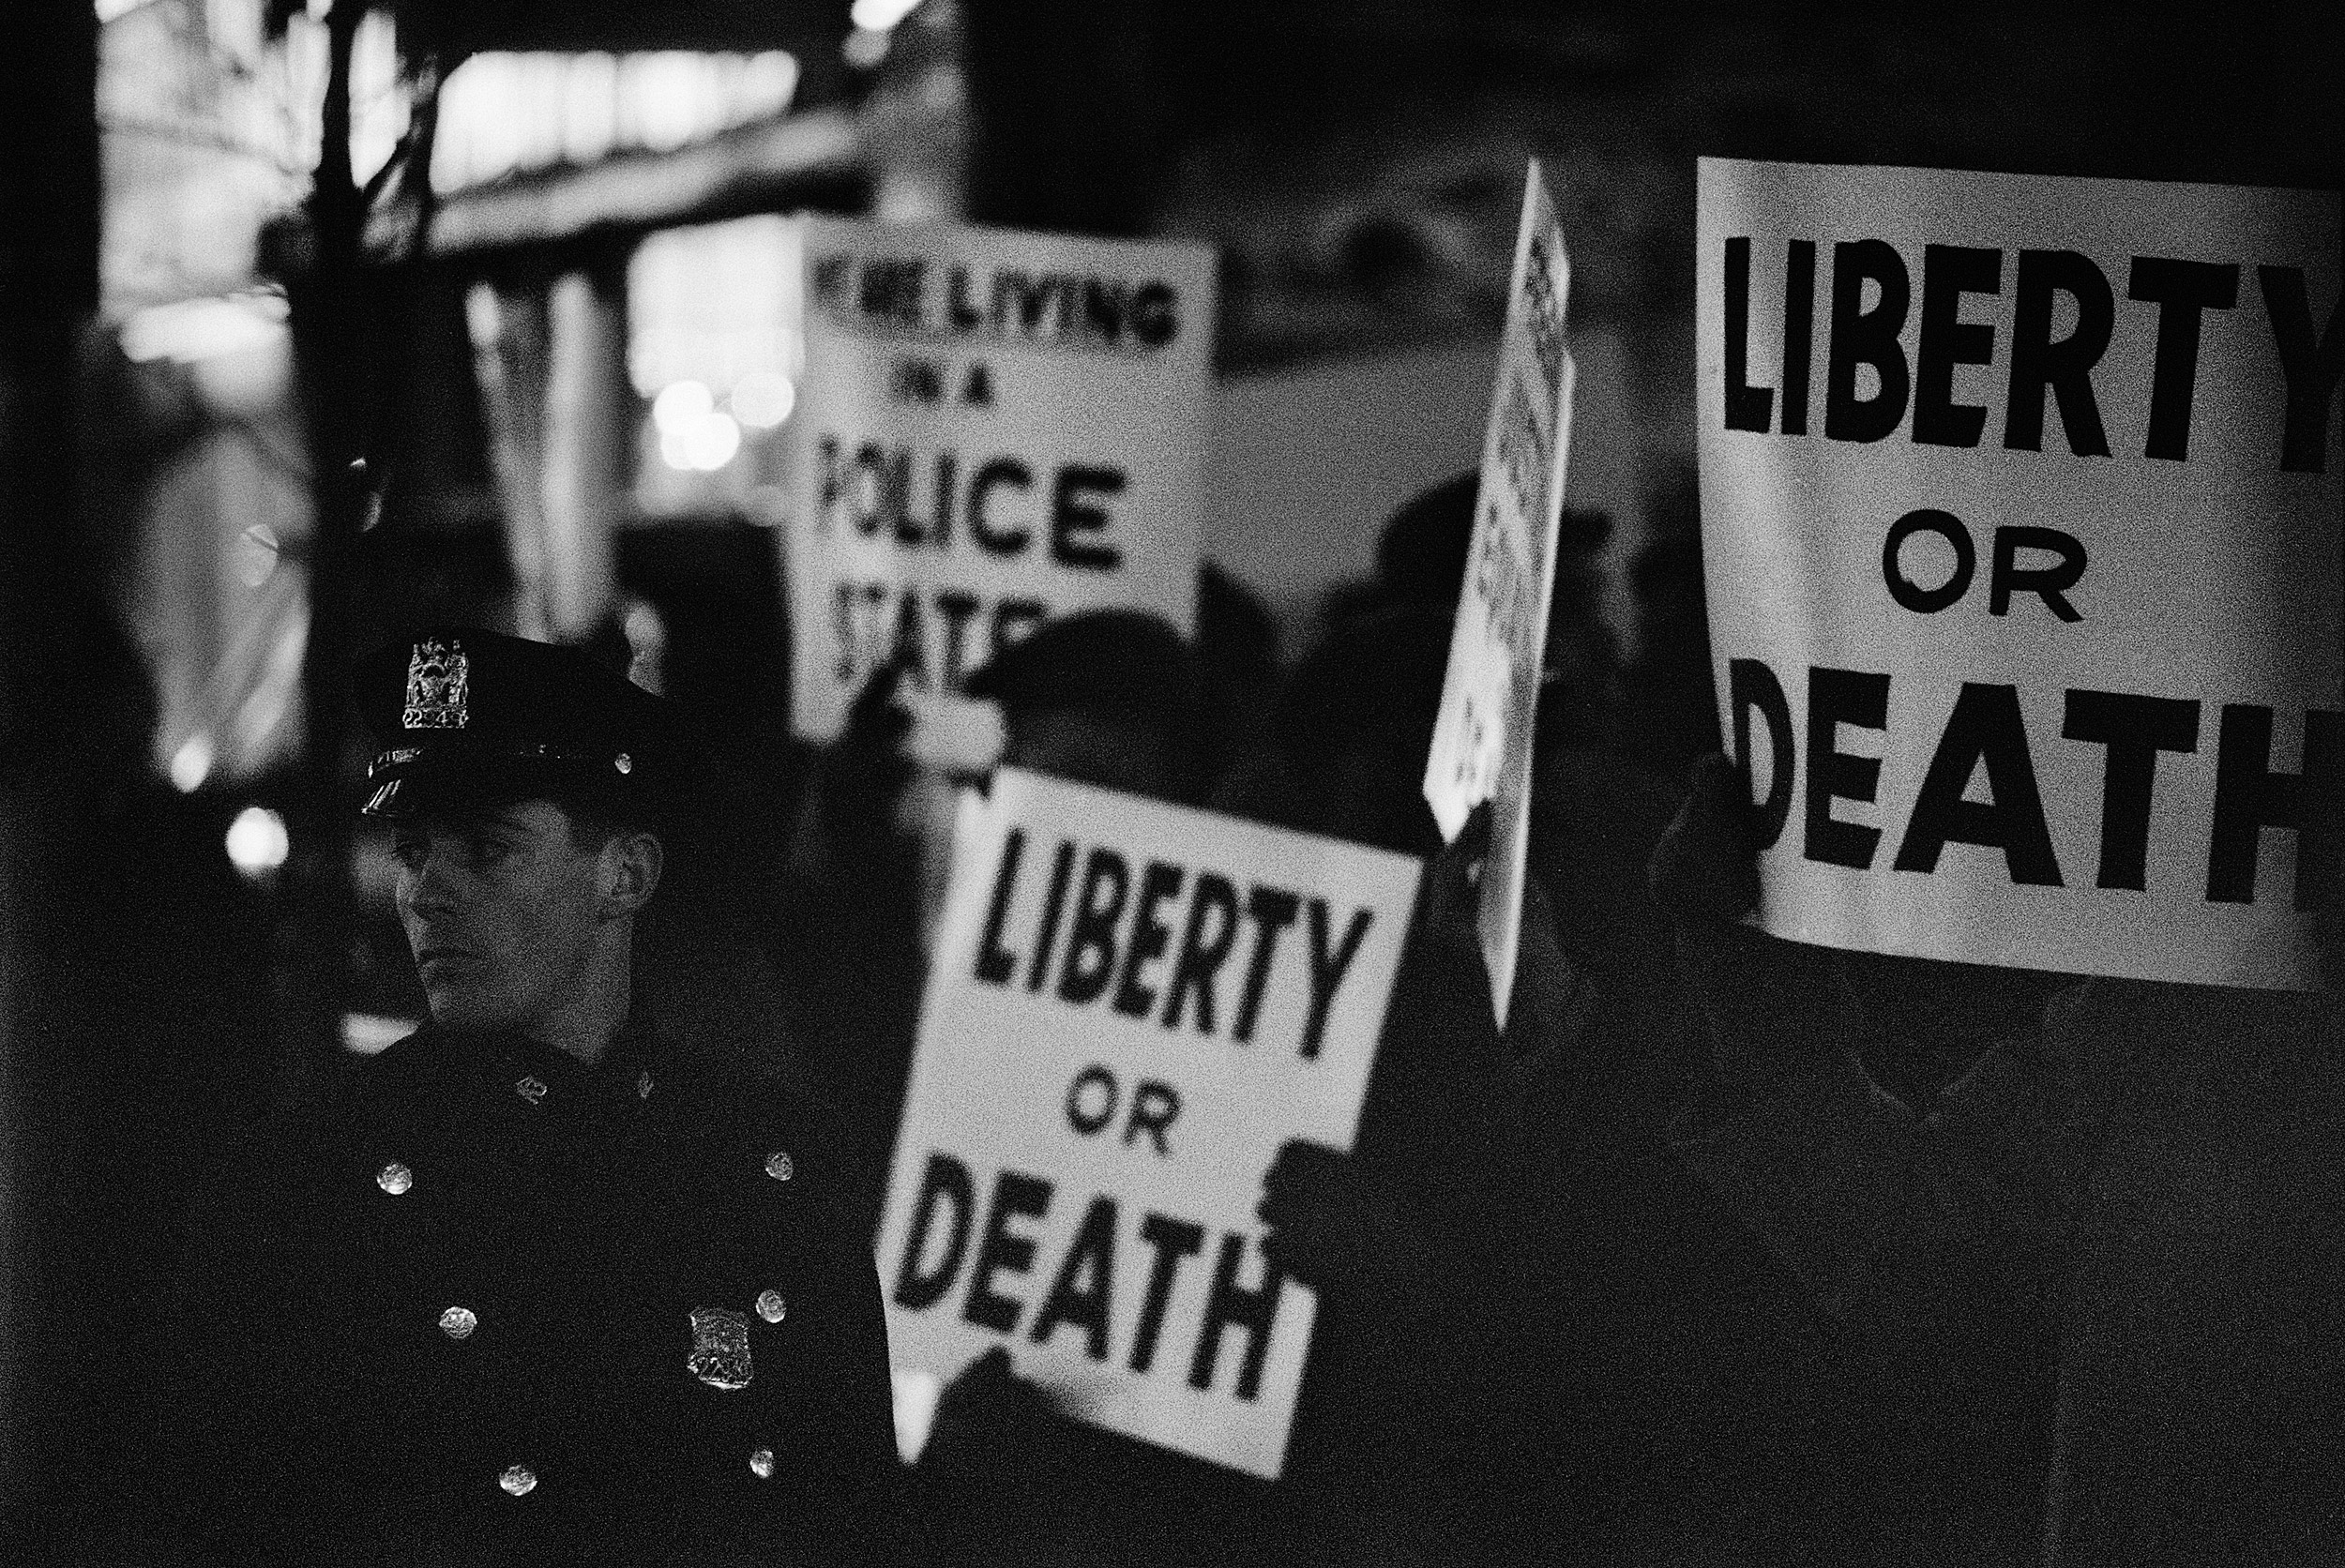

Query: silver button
[[376, 1162, 413, 1196], [764, 1151, 794, 1183], [439, 1305, 477, 1340], [515, 1077, 549, 1106], [498, 1465, 537, 1497], [749, 1447, 775, 1479], [755, 1289, 787, 1324], [614, 753, 633, 775]]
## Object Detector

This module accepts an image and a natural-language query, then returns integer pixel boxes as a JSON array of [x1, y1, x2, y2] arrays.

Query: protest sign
[[787, 219, 1216, 742], [877, 768, 1422, 1479], [1423, 161, 1577, 1027], [1697, 158, 2340, 989]]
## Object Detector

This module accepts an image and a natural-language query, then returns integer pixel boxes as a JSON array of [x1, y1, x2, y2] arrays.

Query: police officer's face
[[390, 801, 612, 1036]]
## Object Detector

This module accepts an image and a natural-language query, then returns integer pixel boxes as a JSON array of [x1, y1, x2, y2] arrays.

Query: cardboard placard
[[787, 219, 1216, 742], [877, 769, 1422, 1478], [1697, 158, 2341, 989], [1424, 161, 1577, 1027]]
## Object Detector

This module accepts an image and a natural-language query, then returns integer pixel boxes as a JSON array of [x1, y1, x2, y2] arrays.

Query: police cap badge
[[354, 627, 679, 822]]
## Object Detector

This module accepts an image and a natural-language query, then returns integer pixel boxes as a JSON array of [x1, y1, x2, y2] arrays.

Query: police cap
[[354, 627, 676, 823], [962, 609, 1201, 737]]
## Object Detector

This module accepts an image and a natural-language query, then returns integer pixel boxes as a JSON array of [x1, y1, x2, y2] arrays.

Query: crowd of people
[[64, 462, 2336, 1568], [758, 468, 2341, 1567]]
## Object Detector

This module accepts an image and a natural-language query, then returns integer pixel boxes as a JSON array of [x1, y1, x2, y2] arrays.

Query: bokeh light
[[731, 369, 796, 429], [652, 379, 715, 432], [224, 806, 290, 878], [170, 734, 215, 793]]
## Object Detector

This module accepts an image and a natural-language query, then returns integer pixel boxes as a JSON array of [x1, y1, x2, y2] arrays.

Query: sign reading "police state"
[[1698, 159, 2341, 989], [786, 219, 1216, 741], [878, 770, 1421, 1478], [1424, 160, 1576, 1029]]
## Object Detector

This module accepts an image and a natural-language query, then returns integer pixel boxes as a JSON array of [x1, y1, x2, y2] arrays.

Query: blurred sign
[[878, 769, 1420, 1478], [786, 219, 1216, 741], [1423, 162, 1576, 1029], [1697, 158, 2341, 990]]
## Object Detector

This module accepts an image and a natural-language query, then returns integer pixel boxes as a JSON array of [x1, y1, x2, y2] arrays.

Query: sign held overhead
[[1424, 160, 1577, 1028], [1697, 158, 2341, 990], [878, 770, 1422, 1479], [787, 220, 1216, 742]]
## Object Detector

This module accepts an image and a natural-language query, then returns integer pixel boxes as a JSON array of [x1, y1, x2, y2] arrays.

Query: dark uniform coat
[[167, 1016, 903, 1567]]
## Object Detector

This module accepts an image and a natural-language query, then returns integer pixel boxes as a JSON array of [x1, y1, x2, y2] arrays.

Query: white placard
[[787, 219, 1216, 742], [877, 769, 1422, 1478], [1697, 158, 2341, 990], [1423, 161, 1577, 1027]]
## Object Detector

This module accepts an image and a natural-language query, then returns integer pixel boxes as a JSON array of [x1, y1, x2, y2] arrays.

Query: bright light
[[731, 370, 796, 429], [627, 215, 802, 399], [170, 734, 214, 793], [121, 294, 288, 364], [654, 380, 743, 471], [434, 50, 801, 193], [851, 0, 926, 31], [842, 27, 891, 69], [225, 806, 290, 877], [658, 411, 742, 472], [682, 411, 743, 471], [652, 379, 715, 432]]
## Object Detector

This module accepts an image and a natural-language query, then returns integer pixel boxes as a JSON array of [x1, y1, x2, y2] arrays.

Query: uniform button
[[764, 1151, 794, 1183], [375, 1162, 414, 1196], [439, 1305, 478, 1340], [755, 1289, 787, 1324], [749, 1448, 775, 1480], [498, 1465, 537, 1497], [515, 1077, 549, 1106]]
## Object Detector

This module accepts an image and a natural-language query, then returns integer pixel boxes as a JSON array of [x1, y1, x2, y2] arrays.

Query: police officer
[[167, 629, 902, 1567]]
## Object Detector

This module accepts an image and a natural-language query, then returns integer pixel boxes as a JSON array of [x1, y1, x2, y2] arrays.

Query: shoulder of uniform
[[347, 1022, 456, 1093]]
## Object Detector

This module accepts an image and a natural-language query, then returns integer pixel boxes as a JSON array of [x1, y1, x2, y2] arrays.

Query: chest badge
[[515, 1077, 549, 1107], [688, 1307, 753, 1391]]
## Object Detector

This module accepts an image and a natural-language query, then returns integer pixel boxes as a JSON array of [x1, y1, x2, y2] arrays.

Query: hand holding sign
[[1424, 162, 1578, 1028], [1653, 750, 2068, 1104], [879, 770, 1421, 1479], [789, 220, 1217, 743], [1256, 1140, 1432, 1297], [823, 658, 918, 848]]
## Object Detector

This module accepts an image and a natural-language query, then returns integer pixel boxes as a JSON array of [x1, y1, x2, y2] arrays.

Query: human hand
[[1648, 752, 2062, 1096], [920, 1346, 1068, 1478], [1257, 1138, 1430, 1297], [1646, 752, 1762, 923], [816, 660, 916, 860]]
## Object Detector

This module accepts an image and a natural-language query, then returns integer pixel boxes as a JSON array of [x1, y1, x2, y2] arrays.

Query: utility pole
[[0, 0, 102, 1534], [276, 0, 372, 1113]]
